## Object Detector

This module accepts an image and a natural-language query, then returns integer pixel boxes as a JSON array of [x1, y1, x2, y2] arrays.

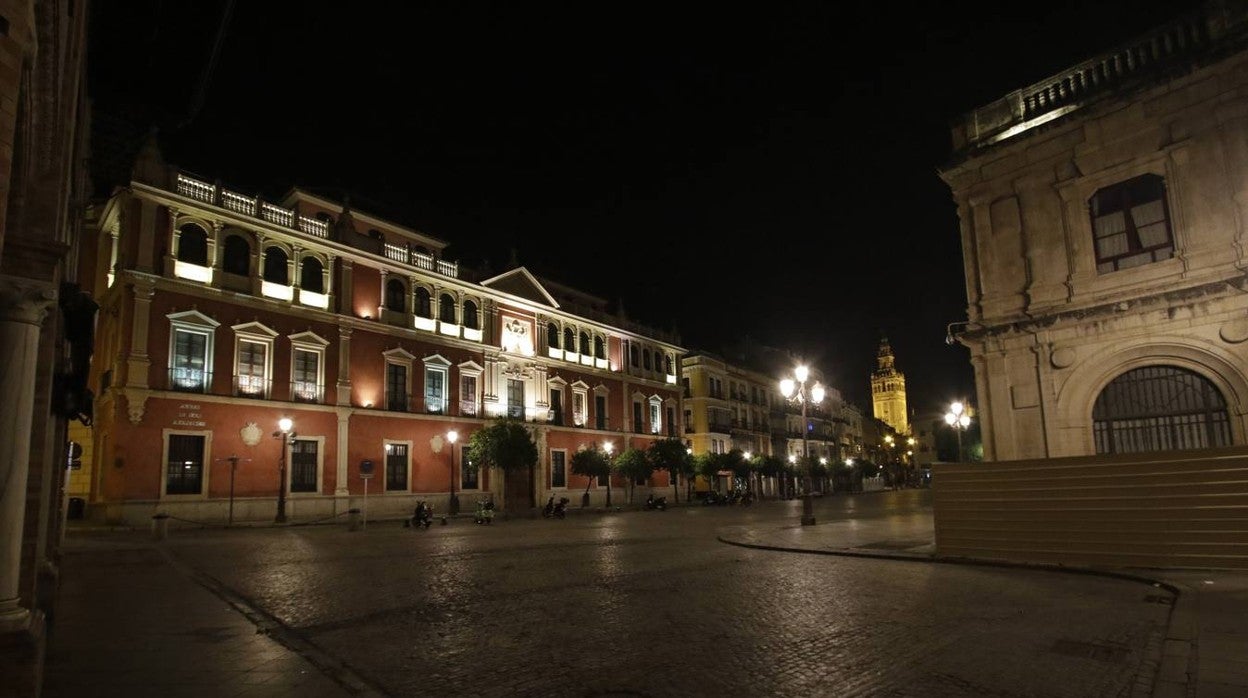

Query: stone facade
[[0, 0, 92, 694], [940, 1, 1248, 461]]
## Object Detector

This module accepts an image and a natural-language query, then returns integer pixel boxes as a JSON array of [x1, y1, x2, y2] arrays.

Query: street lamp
[[945, 401, 972, 462], [272, 417, 296, 523], [446, 429, 459, 515], [779, 364, 824, 526]]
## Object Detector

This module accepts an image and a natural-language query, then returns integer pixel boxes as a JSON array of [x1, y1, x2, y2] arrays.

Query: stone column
[[209, 222, 223, 288], [323, 254, 336, 310], [289, 245, 301, 292], [335, 407, 351, 500], [164, 206, 179, 279], [0, 276, 56, 633], [336, 326, 352, 406], [377, 269, 388, 319]]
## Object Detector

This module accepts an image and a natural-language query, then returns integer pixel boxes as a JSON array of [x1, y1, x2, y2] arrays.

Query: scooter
[[543, 496, 569, 519], [644, 494, 667, 511], [406, 501, 433, 529], [474, 498, 495, 525]]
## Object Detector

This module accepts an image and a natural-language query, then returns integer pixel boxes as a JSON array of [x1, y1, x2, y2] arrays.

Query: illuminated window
[[424, 359, 449, 414], [1091, 174, 1173, 273], [165, 434, 205, 495], [650, 396, 662, 435], [385, 442, 409, 491], [232, 322, 276, 399], [167, 310, 219, 393]]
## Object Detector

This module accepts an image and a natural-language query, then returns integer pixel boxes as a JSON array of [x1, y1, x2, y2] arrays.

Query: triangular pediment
[[479, 267, 560, 308]]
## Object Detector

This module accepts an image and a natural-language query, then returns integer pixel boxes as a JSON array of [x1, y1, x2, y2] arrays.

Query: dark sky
[[87, 0, 1197, 415]]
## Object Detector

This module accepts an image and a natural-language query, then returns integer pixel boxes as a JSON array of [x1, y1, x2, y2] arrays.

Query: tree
[[614, 447, 652, 503], [695, 452, 731, 495], [648, 438, 692, 502], [464, 417, 539, 473], [757, 455, 786, 499], [570, 446, 611, 507]]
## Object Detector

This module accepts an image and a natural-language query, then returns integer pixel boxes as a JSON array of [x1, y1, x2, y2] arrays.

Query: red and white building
[[76, 141, 685, 526]]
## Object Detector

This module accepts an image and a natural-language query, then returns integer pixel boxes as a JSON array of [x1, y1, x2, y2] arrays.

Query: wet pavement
[[41, 490, 1246, 697]]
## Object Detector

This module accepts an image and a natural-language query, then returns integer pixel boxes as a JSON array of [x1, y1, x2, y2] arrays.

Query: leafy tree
[[464, 418, 538, 474], [614, 447, 652, 503], [648, 438, 692, 502], [570, 446, 611, 507], [695, 452, 732, 494], [757, 454, 786, 499]]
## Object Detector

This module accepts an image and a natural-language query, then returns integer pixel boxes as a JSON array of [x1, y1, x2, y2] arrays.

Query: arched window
[[300, 257, 324, 292], [630, 345, 639, 367], [385, 278, 406, 312], [644, 349, 652, 370], [664, 355, 672, 374], [222, 235, 250, 276], [263, 247, 288, 284], [415, 287, 432, 318], [547, 323, 560, 349], [653, 350, 662, 371], [439, 293, 457, 324], [463, 301, 479, 330], [563, 328, 575, 353], [594, 336, 605, 359], [177, 224, 208, 265], [579, 332, 590, 355], [1093, 366, 1231, 454]]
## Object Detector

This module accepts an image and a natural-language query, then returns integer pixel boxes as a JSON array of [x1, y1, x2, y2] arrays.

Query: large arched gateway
[[1092, 366, 1232, 454]]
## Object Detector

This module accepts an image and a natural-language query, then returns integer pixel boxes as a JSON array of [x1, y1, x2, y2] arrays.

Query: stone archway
[[1092, 365, 1232, 453]]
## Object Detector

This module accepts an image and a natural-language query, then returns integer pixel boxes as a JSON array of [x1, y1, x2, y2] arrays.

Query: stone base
[[0, 611, 46, 698]]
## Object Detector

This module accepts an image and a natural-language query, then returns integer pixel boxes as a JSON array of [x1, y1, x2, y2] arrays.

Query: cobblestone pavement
[[46, 491, 1178, 698], [59, 492, 1170, 698]]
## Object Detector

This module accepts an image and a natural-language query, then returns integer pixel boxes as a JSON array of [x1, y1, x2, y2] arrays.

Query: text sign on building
[[360, 459, 374, 480], [172, 403, 206, 428]]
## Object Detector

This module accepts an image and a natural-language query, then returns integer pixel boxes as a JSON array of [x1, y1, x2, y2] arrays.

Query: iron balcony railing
[[291, 381, 324, 404], [169, 368, 211, 393]]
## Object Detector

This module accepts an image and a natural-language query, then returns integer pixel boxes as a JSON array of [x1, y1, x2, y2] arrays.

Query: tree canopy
[[463, 418, 538, 473]]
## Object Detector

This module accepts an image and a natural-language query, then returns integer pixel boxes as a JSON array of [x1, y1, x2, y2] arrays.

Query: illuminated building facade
[[940, 1, 1248, 459], [870, 336, 909, 435], [76, 140, 684, 525]]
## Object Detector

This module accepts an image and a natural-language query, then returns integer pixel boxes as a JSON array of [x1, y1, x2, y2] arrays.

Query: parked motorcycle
[[406, 501, 433, 529], [644, 494, 667, 511], [474, 498, 496, 525], [543, 496, 569, 519]]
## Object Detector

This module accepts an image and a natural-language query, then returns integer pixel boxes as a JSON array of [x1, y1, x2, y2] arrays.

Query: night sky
[[87, 0, 1196, 415]]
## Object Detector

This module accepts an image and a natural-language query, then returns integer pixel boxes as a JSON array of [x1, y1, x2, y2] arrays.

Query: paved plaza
[[40, 490, 1245, 697]]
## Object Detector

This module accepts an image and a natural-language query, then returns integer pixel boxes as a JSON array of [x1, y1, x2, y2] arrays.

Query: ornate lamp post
[[779, 364, 824, 526], [447, 429, 459, 515], [945, 401, 971, 462], [272, 417, 296, 523]]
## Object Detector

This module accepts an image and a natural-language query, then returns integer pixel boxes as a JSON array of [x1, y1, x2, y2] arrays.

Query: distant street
[[47, 491, 1171, 697]]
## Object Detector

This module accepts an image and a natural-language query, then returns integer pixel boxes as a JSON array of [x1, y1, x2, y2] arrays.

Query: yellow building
[[871, 336, 909, 435]]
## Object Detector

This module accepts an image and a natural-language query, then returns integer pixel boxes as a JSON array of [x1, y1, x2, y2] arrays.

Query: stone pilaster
[[125, 280, 155, 389], [336, 326, 352, 406], [0, 276, 56, 634]]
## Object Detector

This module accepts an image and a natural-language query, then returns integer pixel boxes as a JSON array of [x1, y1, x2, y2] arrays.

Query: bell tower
[[871, 335, 909, 434]]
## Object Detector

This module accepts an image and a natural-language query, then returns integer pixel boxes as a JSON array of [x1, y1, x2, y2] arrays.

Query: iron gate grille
[[1092, 366, 1231, 454]]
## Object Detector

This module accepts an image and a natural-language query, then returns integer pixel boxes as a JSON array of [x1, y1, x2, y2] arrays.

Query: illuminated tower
[[871, 336, 909, 434]]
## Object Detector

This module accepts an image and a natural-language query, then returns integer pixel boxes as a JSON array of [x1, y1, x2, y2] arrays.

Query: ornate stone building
[[870, 336, 909, 435], [74, 139, 685, 526], [0, 0, 92, 693], [940, 0, 1248, 460]]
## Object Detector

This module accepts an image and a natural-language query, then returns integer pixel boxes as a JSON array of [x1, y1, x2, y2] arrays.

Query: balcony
[[291, 381, 323, 404], [169, 368, 211, 393], [234, 375, 270, 399]]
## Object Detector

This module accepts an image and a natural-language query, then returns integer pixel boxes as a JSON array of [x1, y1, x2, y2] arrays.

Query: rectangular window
[[667, 406, 677, 436], [460, 446, 479, 489], [236, 340, 267, 397], [385, 442, 408, 491], [460, 375, 478, 416], [1091, 174, 1174, 273], [595, 395, 607, 430], [507, 379, 524, 419], [386, 363, 408, 411], [573, 391, 586, 426], [650, 401, 661, 435], [290, 439, 318, 493], [633, 401, 644, 434], [551, 450, 566, 488], [549, 388, 564, 425], [172, 329, 208, 392], [425, 367, 446, 414], [292, 349, 320, 402], [166, 434, 205, 495]]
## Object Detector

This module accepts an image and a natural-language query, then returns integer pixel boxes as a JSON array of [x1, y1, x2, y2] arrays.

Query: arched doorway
[[1092, 365, 1232, 454]]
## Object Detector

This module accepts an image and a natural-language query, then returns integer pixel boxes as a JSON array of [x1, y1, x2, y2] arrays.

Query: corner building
[[81, 144, 684, 525], [940, 1, 1248, 460]]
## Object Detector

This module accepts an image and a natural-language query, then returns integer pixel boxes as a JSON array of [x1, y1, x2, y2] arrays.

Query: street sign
[[360, 459, 374, 479]]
